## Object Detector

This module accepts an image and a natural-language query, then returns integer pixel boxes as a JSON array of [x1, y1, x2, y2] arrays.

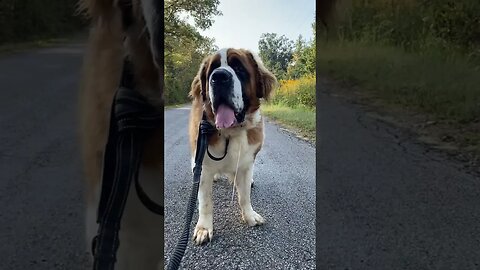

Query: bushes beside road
[[0, 1, 84, 45]]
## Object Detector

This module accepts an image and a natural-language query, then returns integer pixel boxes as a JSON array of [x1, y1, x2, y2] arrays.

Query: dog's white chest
[[202, 131, 258, 174]]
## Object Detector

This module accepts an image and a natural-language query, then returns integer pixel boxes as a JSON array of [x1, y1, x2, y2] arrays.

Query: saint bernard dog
[[188, 48, 277, 245], [79, 0, 164, 269]]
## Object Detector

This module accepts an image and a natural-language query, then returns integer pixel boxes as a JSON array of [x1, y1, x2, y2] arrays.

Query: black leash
[[166, 114, 222, 270], [91, 55, 225, 270], [90, 1, 166, 268], [91, 58, 163, 270]]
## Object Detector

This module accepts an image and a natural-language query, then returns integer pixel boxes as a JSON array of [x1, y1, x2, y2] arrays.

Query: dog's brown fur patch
[[247, 125, 263, 145]]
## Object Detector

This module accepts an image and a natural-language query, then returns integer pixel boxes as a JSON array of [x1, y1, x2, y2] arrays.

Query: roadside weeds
[[262, 103, 316, 144]]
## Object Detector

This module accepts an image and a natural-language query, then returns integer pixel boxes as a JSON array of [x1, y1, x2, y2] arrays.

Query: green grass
[[318, 41, 480, 123], [165, 103, 189, 109], [0, 38, 65, 55], [0, 31, 87, 56], [262, 103, 316, 142]]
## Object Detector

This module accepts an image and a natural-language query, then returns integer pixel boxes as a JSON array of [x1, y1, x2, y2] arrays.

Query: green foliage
[[164, 0, 221, 105], [318, 42, 480, 123], [259, 20, 316, 81], [318, 0, 480, 124], [287, 35, 316, 79], [165, 0, 222, 31], [258, 19, 316, 112], [258, 33, 294, 80], [0, 0, 84, 45], [330, 0, 480, 59]]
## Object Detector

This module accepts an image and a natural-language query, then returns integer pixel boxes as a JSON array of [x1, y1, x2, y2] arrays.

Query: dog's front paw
[[242, 211, 265, 226], [193, 223, 213, 245]]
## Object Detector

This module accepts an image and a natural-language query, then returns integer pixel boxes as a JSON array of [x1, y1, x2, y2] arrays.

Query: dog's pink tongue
[[215, 104, 236, 129]]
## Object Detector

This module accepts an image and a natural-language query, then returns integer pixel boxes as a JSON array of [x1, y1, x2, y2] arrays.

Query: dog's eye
[[230, 59, 245, 73], [208, 61, 220, 77]]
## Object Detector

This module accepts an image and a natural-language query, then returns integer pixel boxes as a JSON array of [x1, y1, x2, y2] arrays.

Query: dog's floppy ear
[[247, 51, 277, 101], [189, 56, 209, 101], [78, 0, 116, 19]]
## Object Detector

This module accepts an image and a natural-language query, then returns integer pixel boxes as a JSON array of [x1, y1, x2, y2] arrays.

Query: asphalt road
[[317, 84, 480, 270], [164, 107, 316, 269], [2, 43, 479, 270], [0, 44, 91, 269]]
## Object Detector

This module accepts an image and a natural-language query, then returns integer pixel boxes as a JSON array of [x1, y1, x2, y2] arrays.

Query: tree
[[258, 33, 294, 80], [164, 0, 221, 104], [287, 35, 308, 79], [286, 20, 316, 79], [0, 0, 84, 44]]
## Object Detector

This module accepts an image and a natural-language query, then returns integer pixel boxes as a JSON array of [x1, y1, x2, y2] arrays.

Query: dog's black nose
[[211, 69, 232, 84]]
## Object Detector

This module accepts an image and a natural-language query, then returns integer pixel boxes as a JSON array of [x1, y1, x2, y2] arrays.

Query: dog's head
[[79, 0, 162, 68], [190, 48, 277, 129]]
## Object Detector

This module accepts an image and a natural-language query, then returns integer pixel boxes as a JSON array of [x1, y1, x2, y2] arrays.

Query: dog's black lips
[[235, 105, 247, 124]]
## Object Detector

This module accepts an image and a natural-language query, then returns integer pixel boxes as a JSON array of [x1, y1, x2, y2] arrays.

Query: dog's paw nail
[[193, 226, 213, 245], [242, 211, 265, 226]]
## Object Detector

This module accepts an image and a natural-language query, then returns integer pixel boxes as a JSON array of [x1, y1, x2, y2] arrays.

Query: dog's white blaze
[[209, 48, 244, 113], [208, 78, 215, 111], [219, 48, 228, 66]]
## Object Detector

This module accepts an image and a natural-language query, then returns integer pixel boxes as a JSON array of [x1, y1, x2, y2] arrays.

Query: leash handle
[[92, 58, 164, 270], [193, 115, 213, 177], [93, 131, 143, 270]]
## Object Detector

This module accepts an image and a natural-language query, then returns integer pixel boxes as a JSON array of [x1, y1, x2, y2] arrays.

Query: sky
[[196, 0, 315, 53]]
